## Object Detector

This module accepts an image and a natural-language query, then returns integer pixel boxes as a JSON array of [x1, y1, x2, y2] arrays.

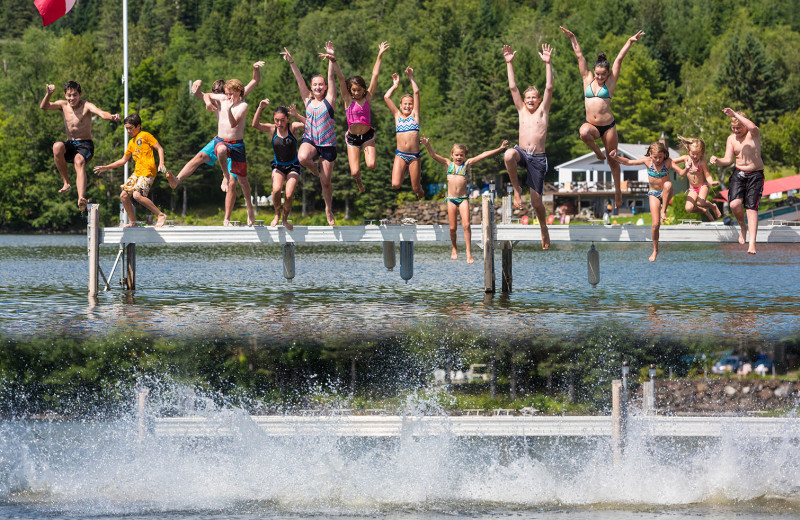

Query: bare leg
[[660, 181, 673, 222], [132, 192, 166, 226], [297, 142, 320, 177], [236, 176, 255, 226], [319, 158, 335, 225], [579, 123, 605, 161], [223, 174, 237, 224], [447, 201, 459, 260], [74, 154, 88, 211], [52, 142, 71, 193], [459, 201, 474, 264], [283, 174, 299, 231], [215, 143, 231, 194], [408, 158, 424, 199], [649, 195, 662, 262], [120, 191, 136, 227], [271, 169, 286, 227], [363, 141, 377, 170], [503, 148, 524, 210], [746, 208, 758, 254], [346, 144, 365, 193], [730, 199, 747, 246], [391, 155, 408, 190], [530, 190, 550, 250], [600, 126, 622, 209], [170, 152, 211, 189]]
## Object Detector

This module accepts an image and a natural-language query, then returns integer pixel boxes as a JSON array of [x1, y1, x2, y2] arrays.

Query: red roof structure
[[718, 174, 800, 201]]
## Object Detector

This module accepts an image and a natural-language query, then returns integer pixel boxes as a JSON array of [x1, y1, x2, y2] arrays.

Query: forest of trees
[[2, 0, 800, 230]]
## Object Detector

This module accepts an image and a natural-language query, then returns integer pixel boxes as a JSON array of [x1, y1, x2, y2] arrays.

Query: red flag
[[34, 0, 76, 26]]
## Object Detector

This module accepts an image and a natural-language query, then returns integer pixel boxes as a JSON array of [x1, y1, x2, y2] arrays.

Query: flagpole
[[121, 0, 129, 225]]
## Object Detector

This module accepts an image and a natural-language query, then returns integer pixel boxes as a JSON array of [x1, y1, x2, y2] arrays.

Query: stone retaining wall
[[641, 379, 800, 414]]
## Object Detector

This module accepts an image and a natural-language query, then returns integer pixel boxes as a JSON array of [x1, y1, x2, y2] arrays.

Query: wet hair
[[224, 78, 244, 95], [346, 76, 367, 91], [451, 143, 468, 154], [645, 141, 668, 158], [124, 113, 141, 127], [677, 135, 706, 156], [211, 79, 226, 94], [594, 52, 610, 71], [273, 106, 289, 118], [523, 86, 540, 98], [64, 80, 81, 94]]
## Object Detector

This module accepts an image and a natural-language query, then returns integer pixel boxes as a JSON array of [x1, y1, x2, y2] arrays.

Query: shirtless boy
[[710, 108, 764, 254], [203, 79, 255, 226], [40, 81, 120, 211], [167, 61, 264, 191], [502, 44, 554, 250]]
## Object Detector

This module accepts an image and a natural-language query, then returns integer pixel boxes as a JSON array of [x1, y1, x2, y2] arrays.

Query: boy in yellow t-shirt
[[94, 113, 167, 227]]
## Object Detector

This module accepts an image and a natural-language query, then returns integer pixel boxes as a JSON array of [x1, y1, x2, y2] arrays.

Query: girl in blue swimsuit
[[610, 142, 674, 262], [384, 67, 424, 199], [252, 100, 306, 230], [422, 136, 508, 263], [560, 26, 645, 211]]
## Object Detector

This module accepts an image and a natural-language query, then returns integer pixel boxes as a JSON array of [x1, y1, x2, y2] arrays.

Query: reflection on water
[[1, 235, 799, 340]]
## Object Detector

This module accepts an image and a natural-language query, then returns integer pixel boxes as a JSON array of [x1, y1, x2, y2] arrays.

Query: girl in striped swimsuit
[[282, 42, 338, 225], [384, 67, 425, 199]]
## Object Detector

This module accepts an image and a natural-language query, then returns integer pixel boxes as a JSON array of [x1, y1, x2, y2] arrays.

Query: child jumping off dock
[[502, 44, 554, 250], [384, 67, 424, 200], [422, 137, 508, 263], [672, 136, 721, 221], [93, 113, 167, 227], [40, 81, 120, 211]]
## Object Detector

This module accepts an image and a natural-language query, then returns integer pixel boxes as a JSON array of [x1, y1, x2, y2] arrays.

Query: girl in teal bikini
[[610, 142, 674, 262], [384, 67, 424, 199], [421, 136, 508, 263]]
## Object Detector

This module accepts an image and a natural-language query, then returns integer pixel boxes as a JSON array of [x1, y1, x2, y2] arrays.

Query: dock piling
[[500, 194, 512, 293], [400, 241, 413, 281], [283, 243, 296, 280], [482, 195, 495, 293], [383, 241, 396, 271], [88, 204, 100, 297], [124, 243, 136, 291]]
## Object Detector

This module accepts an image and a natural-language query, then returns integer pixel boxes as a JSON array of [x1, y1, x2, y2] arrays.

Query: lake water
[[1, 234, 799, 519], [0, 234, 798, 340]]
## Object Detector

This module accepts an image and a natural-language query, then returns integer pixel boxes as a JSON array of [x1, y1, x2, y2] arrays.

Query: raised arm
[[384, 73, 400, 115], [85, 102, 121, 122], [539, 44, 554, 112], [611, 30, 644, 79], [323, 41, 337, 106], [40, 84, 61, 110], [724, 107, 759, 136], [420, 135, 449, 166], [559, 26, 590, 79], [503, 45, 524, 111], [467, 140, 509, 166], [332, 56, 350, 106], [281, 47, 311, 101], [367, 41, 390, 99], [406, 67, 420, 120], [251, 99, 274, 132], [244, 61, 265, 97]]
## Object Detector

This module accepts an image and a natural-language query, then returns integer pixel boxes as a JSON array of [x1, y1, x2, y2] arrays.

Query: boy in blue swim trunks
[[501, 44, 554, 250], [40, 81, 120, 211], [167, 61, 264, 192]]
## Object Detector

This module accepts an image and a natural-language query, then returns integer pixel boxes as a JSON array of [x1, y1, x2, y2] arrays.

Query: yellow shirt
[[125, 131, 159, 178]]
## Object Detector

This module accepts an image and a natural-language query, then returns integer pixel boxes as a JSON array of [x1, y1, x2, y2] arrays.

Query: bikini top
[[647, 161, 669, 179], [447, 162, 469, 176], [271, 130, 299, 166], [346, 98, 371, 127], [396, 114, 419, 133], [584, 80, 611, 99], [304, 98, 335, 146]]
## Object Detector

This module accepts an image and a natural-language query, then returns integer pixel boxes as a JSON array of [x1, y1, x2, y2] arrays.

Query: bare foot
[[712, 204, 721, 219], [58, 182, 71, 194], [541, 227, 550, 250], [223, 219, 231, 227], [220, 175, 229, 192], [591, 145, 606, 161], [513, 190, 522, 210], [282, 218, 294, 231], [466, 253, 474, 264], [414, 188, 425, 200], [738, 231, 746, 245], [247, 210, 255, 227], [615, 193, 623, 210], [355, 175, 365, 193], [451, 248, 458, 260], [661, 213, 669, 224], [166, 171, 179, 189], [270, 215, 280, 227], [78, 197, 87, 211], [122, 222, 135, 228], [326, 210, 336, 226], [747, 245, 757, 255], [649, 249, 658, 262], [155, 214, 167, 228]]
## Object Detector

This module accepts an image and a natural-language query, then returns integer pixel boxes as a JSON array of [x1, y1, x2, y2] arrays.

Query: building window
[[623, 171, 638, 181], [572, 171, 586, 182]]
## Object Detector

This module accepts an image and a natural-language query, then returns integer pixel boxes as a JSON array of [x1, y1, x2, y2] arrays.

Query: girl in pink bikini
[[332, 41, 389, 193], [672, 136, 721, 221]]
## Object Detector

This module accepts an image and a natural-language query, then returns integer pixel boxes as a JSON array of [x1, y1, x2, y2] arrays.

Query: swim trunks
[[513, 146, 547, 195], [62, 139, 94, 163], [213, 137, 247, 177], [395, 149, 421, 163], [121, 174, 155, 197], [301, 138, 337, 162], [445, 196, 468, 206], [728, 168, 764, 210], [345, 128, 375, 148]]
